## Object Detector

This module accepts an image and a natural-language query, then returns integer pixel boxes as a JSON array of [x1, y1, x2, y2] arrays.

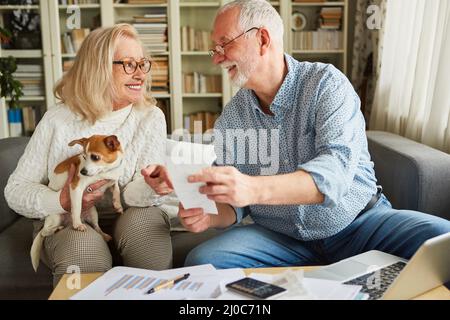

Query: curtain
[[370, 0, 450, 153], [351, 0, 386, 123]]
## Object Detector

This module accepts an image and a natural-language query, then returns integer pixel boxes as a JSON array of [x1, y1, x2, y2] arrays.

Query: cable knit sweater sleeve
[[122, 106, 168, 207], [4, 110, 65, 219]]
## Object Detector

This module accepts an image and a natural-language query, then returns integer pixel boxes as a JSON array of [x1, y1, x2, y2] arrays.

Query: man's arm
[[252, 170, 324, 205], [191, 166, 324, 208]]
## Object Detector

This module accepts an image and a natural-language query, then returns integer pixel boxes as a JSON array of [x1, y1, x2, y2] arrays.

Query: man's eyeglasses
[[113, 58, 152, 74], [209, 27, 260, 57]]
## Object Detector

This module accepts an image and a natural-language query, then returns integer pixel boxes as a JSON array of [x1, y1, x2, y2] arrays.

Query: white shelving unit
[[0, 2, 53, 138], [1, 0, 348, 138], [288, 0, 348, 74]]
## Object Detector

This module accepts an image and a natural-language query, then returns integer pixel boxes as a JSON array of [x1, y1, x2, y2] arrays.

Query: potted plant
[[0, 53, 24, 136], [0, 55, 23, 108]]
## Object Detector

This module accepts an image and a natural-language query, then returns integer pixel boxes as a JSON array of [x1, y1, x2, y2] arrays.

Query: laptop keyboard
[[343, 261, 407, 300]]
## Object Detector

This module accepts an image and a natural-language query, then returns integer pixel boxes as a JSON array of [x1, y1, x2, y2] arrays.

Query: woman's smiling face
[[112, 37, 147, 110]]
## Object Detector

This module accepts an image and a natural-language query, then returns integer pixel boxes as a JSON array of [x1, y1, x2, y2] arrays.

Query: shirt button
[[284, 159, 289, 164]]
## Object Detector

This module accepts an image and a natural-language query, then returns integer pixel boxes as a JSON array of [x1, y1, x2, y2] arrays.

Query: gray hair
[[216, 0, 284, 46]]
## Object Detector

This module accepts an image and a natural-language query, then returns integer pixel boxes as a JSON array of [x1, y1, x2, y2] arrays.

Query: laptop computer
[[304, 232, 450, 300]]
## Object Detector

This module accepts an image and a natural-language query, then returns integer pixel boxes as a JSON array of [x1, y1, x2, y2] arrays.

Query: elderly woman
[[5, 24, 174, 286]]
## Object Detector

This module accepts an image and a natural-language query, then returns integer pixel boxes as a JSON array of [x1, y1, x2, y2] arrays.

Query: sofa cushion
[[0, 137, 30, 232], [0, 217, 52, 299], [367, 131, 450, 219]]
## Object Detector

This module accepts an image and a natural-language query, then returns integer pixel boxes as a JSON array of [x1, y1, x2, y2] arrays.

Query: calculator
[[225, 277, 287, 299]]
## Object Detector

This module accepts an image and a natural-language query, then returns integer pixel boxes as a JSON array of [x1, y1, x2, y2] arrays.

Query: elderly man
[[143, 0, 450, 269]]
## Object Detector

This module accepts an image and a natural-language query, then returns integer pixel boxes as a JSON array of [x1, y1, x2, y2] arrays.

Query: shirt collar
[[250, 53, 296, 117]]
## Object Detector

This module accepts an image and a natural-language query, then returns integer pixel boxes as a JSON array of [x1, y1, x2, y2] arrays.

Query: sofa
[[0, 136, 219, 299], [1, 130, 450, 299]]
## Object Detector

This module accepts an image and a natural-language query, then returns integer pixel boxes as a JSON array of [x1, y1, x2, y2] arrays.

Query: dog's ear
[[104, 135, 120, 152], [68, 138, 88, 148]]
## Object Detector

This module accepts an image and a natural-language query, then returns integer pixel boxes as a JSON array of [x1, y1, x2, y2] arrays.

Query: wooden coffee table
[[49, 266, 450, 300]]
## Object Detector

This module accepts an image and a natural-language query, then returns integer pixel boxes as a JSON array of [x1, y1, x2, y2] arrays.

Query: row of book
[[59, 0, 99, 4], [61, 28, 91, 54], [319, 7, 343, 30], [180, 26, 212, 52], [13, 64, 45, 97], [151, 56, 169, 94], [183, 111, 220, 133], [123, 0, 167, 3], [292, 30, 343, 50], [6, 106, 41, 138], [129, 9, 168, 53], [183, 72, 222, 94]]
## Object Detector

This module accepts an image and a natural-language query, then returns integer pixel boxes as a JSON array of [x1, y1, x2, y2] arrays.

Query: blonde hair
[[54, 23, 155, 124]]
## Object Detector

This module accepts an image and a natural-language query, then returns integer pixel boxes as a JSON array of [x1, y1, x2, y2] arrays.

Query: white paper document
[[70, 265, 246, 300], [70, 264, 220, 300], [166, 156, 218, 214]]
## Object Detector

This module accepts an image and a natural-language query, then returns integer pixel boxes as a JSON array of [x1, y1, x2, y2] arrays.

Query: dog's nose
[[80, 168, 88, 176]]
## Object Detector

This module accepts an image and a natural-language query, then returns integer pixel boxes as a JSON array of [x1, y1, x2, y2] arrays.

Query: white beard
[[222, 54, 256, 88]]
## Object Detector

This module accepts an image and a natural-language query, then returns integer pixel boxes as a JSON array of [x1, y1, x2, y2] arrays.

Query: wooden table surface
[[49, 266, 450, 300]]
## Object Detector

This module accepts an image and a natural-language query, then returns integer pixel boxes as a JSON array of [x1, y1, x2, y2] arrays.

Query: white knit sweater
[[4, 103, 178, 221]]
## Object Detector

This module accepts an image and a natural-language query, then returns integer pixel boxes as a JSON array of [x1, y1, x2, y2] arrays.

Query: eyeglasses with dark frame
[[113, 58, 152, 74], [208, 27, 260, 57]]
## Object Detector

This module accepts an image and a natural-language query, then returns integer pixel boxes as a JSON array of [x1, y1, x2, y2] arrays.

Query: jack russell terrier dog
[[30, 134, 124, 271]]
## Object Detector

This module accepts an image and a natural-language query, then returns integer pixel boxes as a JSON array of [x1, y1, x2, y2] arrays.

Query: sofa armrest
[[0, 137, 30, 232], [367, 131, 450, 220]]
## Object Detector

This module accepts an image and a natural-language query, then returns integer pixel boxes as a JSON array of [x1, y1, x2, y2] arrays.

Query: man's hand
[[178, 203, 212, 233], [60, 164, 109, 212], [141, 165, 174, 195], [188, 166, 257, 207]]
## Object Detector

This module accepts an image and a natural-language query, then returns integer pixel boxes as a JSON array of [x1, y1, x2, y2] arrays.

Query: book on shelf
[[63, 60, 75, 72], [292, 30, 343, 50], [61, 28, 90, 54], [129, 10, 168, 54], [183, 111, 220, 133], [21, 105, 42, 136], [125, 0, 167, 4], [13, 65, 45, 97], [156, 99, 171, 133], [0, 99, 8, 139], [181, 26, 211, 52], [150, 56, 169, 93], [59, 0, 100, 4], [183, 72, 222, 94], [319, 7, 343, 30]]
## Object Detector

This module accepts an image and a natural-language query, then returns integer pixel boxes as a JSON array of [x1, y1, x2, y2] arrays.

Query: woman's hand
[[59, 164, 109, 212], [141, 165, 174, 195], [177, 203, 212, 233]]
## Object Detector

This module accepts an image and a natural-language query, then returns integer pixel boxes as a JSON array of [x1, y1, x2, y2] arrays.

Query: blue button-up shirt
[[213, 53, 378, 241]]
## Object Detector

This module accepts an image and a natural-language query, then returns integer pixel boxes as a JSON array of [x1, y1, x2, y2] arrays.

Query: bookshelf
[[288, 0, 348, 74], [0, 0, 349, 138], [0, 1, 52, 138]]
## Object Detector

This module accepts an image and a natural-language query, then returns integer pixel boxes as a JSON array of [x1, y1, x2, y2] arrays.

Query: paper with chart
[[70, 264, 222, 300], [166, 156, 218, 214]]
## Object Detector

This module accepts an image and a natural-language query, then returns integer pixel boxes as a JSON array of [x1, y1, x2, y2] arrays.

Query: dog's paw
[[73, 223, 87, 232]]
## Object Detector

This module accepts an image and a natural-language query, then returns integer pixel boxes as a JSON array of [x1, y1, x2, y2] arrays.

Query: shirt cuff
[[40, 189, 66, 215], [297, 163, 337, 208], [232, 206, 250, 224]]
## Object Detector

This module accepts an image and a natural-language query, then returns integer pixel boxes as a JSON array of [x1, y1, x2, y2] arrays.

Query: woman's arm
[[4, 111, 65, 219], [122, 106, 168, 207]]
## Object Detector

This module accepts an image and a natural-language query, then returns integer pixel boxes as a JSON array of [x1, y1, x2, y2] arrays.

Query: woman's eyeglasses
[[113, 58, 152, 74]]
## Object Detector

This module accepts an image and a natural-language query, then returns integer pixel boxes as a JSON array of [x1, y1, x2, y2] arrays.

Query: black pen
[[146, 273, 190, 294]]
